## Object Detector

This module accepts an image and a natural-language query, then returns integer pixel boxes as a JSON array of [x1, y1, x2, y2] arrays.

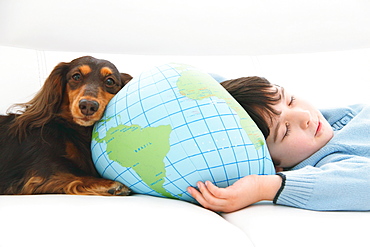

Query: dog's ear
[[31, 62, 69, 114], [10, 62, 70, 138], [120, 73, 133, 86]]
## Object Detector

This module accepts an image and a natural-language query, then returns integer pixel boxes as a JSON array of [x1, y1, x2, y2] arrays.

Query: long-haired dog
[[0, 56, 132, 196]]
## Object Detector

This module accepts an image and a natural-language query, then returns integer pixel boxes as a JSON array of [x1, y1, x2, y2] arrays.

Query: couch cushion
[[0, 194, 252, 247], [223, 202, 370, 247]]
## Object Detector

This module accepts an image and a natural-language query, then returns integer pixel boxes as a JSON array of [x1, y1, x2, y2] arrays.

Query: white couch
[[1, 1, 370, 246]]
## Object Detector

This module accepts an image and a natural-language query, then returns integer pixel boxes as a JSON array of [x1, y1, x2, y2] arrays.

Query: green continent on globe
[[94, 124, 175, 198], [175, 66, 264, 150]]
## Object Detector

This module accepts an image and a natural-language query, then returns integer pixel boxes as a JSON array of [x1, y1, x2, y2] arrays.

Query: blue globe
[[91, 63, 275, 202]]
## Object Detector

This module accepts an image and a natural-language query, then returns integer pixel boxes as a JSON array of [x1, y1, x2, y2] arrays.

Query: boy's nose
[[291, 109, 311, 129]]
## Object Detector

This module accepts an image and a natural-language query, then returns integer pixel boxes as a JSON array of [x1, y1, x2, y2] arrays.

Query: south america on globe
[[91, 63, 275, 202]]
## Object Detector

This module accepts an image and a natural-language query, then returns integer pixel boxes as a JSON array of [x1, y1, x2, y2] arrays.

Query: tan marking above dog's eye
[[79, 65, 92, 75], [101, 67, 113, 77]]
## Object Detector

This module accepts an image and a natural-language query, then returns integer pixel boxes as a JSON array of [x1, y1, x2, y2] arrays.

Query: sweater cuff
[[273, 169, 318, 208], [273, 172, 286, 204]]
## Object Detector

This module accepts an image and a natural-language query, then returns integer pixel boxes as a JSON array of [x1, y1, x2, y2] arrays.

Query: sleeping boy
[[187, 76, 370, 212]]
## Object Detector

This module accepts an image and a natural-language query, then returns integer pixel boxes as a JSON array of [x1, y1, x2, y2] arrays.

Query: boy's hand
[[187, 175, 282, 213]]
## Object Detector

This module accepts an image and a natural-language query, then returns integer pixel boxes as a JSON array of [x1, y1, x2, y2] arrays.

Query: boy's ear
[[120, 73, 133, 86]]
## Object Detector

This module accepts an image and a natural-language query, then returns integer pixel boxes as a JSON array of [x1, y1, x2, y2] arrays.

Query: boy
[[187, 76, 370, 212]]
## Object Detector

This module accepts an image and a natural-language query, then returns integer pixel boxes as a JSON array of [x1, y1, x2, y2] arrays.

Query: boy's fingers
[[198, 181, 228, 205], [187, 186, 205, 203], [204, 181, 228, 199], [188, 183, 230, 212], [187, 185, 216, 209]]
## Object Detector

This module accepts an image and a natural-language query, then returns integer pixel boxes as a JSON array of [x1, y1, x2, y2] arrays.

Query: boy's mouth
[[315, 121, 322, 136]]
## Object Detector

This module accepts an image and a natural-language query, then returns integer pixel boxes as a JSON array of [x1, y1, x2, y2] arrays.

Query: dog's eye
[[105, 78, 116, 87], [72, 73, 82, 81]]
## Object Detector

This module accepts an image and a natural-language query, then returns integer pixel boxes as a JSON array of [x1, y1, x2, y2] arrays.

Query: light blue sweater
[[274, 104, 370, 211]]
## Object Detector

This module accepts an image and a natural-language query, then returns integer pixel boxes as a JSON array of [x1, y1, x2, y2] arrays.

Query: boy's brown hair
[[221, 76, 281, 138]]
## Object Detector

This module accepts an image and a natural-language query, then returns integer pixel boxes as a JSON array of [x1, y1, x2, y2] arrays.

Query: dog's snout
[[79, 99, 100, 116]]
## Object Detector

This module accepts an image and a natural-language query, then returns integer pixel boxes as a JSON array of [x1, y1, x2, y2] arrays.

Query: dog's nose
[[79, 99, 100, 116]]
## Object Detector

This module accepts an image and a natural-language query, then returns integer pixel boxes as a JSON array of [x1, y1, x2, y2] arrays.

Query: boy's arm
[[187, 175, 282, 213], [276, 157, 370, 211]]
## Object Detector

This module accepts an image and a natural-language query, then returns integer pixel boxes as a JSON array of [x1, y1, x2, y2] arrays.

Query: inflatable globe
[[92, 63, 275, 202]]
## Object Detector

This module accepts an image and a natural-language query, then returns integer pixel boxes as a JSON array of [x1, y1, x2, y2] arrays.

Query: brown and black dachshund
[[0, 56, 132, 196]]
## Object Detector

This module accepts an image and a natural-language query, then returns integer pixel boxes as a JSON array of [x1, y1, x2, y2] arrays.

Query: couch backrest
[[1, 0, 370, 55]]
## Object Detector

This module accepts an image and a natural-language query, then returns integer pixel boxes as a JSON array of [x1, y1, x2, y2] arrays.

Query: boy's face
[[265, 86, 334, 169]]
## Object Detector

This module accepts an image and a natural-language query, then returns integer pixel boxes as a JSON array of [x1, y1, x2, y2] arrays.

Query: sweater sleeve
[[274, 156, 370, 211]]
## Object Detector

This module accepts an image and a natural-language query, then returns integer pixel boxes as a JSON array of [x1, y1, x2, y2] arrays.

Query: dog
[[0, 56, 132, 196]]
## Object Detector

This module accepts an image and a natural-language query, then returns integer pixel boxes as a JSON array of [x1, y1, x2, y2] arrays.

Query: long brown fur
[[0, 56, 132, 195]]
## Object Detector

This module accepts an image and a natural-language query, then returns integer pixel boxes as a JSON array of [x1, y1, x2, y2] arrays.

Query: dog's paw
[[107, 181, 131, 196]]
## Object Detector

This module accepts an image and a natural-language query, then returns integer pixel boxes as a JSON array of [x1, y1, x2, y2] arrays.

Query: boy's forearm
[[258, 175, 283, 201]]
